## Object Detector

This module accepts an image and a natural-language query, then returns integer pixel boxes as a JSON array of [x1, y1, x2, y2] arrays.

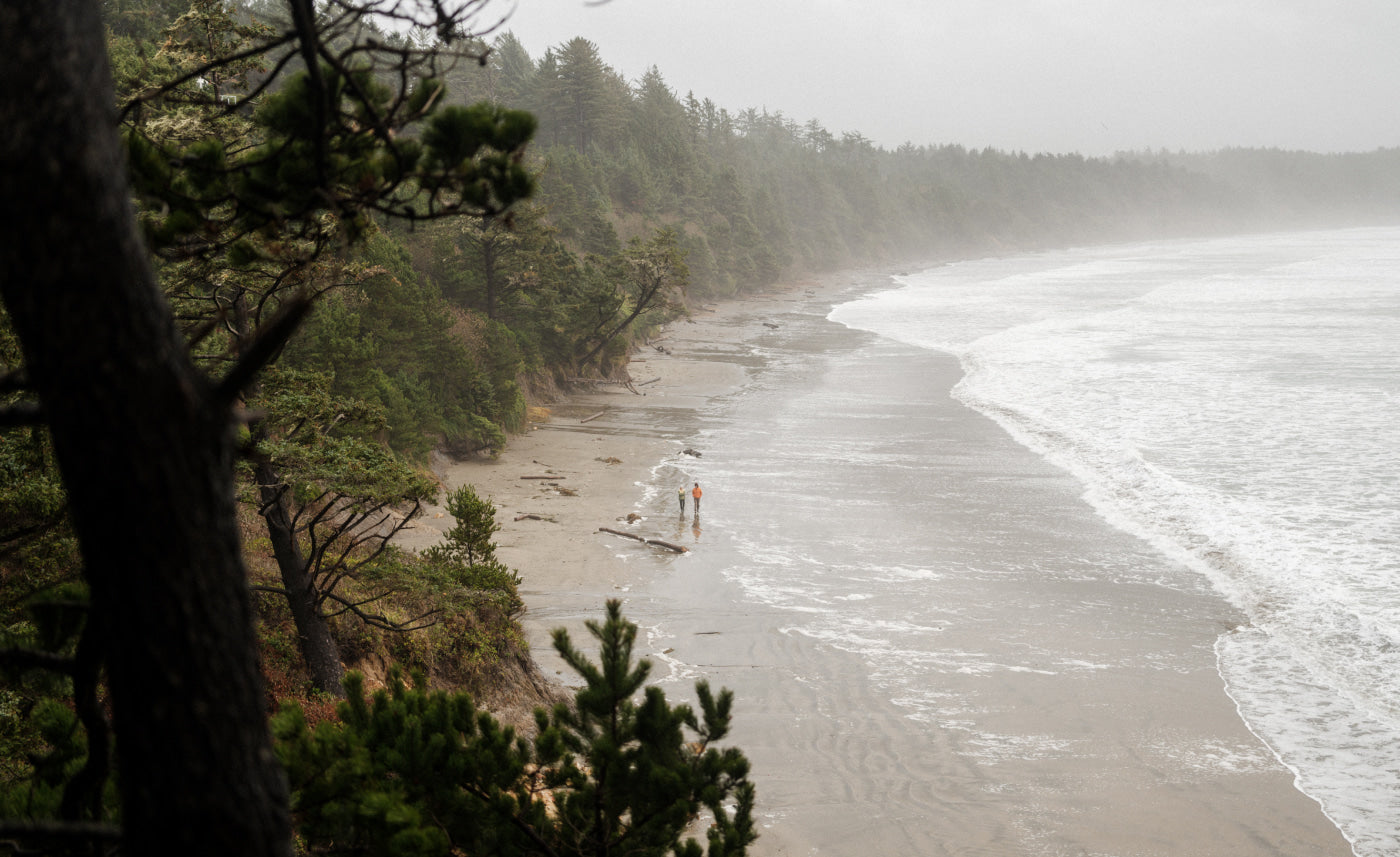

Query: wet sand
[[397, 271, 1353, 857]]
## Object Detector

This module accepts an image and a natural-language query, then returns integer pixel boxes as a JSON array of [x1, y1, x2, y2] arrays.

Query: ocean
[[828, 227, 1400, 855], [628, 226, 1398, 855]]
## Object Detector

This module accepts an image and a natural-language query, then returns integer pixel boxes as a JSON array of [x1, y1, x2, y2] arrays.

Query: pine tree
[[535, 601, 756, 857], [0, 0, 537, 851], [275, 600, 757, 857], [422, 485, 521, 614]]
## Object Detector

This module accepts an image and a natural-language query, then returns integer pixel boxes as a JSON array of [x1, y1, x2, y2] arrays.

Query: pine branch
[[117, 31, 299, 123]]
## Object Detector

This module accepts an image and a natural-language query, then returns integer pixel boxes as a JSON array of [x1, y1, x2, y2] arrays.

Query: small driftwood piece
[[514, 513, 552, 522], [580, 411, 606, 424], [637, 377, 661, 387], [521, 475, 560, 480]]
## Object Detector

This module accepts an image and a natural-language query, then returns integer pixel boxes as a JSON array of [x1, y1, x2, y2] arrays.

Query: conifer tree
[[534, 601, 756, 857], [274, 600, 757, 857], [422, 485, 522, 614], [0, 0, 535, 851]]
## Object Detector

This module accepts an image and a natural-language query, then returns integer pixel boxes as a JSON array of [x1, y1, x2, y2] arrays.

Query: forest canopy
[[1, 0, 1397, 855]]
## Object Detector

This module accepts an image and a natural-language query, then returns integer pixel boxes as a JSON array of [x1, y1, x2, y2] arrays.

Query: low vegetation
[[2, 0, 1397, 853]]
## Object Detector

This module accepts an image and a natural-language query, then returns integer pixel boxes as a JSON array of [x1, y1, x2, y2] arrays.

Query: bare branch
[[255, 482, 292, 519], [320, 589, 438, 631], [287, 0, 331, 187], [61, 618, 111, 822], [287, 488, 333, 531], [0, 648, 76, 675], [0, 820, 122, 846], [0, 366, 27, 395], [214, 295, 313, 404], [0, 401, 43, 427]]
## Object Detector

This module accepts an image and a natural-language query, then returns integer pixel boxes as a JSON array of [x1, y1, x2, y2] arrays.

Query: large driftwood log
[[644, 538, 688, 554], [596, 528, 689, 553], [569, 378, 635, 388]]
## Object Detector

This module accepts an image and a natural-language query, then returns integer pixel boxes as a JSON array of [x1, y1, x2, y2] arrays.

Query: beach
[[397, 267, 1355, 857]]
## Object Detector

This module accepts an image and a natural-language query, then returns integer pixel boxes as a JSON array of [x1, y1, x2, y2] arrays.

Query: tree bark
[[255, 462, 346, 696], [0, 3, 291, 855]]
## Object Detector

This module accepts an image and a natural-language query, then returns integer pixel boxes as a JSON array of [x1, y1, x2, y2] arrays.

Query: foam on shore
[[400, 268, 1353, 857]]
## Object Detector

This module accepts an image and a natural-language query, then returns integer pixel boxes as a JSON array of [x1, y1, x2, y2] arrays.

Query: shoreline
[[397, 266, 1354, 856], [394, 272, 855, 674]]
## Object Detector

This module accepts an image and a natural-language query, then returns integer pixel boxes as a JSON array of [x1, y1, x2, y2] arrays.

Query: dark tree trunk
[[0, 3, 291, 855], [255, 462, 346, 696]]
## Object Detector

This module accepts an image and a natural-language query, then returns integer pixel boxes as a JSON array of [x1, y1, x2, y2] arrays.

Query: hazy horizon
[[494, 0, 1400, 158]]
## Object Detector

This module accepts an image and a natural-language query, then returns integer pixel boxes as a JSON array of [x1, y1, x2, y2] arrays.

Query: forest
[[1, 0, 1397, 854]]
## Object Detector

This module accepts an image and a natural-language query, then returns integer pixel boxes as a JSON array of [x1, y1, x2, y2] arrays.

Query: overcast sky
[[492, 0, 1400, 156]]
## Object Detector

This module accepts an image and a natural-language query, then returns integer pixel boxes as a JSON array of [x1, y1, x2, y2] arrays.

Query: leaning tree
[[0, 0, 533, 853]]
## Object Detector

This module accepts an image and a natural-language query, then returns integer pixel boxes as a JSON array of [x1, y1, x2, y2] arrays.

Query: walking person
[[692, 482, 702, 514], [678, 486, 686, 513]]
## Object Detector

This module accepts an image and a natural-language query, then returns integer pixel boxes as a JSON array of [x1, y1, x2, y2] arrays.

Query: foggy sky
[[495, 0, 1400, 157]]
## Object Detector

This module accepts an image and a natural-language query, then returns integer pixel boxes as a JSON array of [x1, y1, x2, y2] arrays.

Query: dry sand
[[396, 271, 1353, 857], [393, 287, 778, 674]]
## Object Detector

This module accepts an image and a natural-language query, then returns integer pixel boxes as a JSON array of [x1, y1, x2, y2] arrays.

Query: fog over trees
[[0, 0, 1396, 854]]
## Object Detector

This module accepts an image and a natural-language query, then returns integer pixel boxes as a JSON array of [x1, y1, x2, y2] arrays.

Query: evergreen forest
[[1, 0, 1398, 854]]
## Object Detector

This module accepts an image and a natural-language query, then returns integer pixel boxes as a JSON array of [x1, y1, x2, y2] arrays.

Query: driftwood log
[[597, 528, 689, 553], [580, 411, 606, 424], [644, 538, 688, 554], [520, 475, 560, 480], [568, 378, 639, 394]]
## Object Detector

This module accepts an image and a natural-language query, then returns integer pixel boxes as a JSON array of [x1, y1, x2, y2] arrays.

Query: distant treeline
[[2, 2, 1397, 847], [79, 0, 1400, 454], [423, 32, 1400, 300], [1157, 147, 1400, 227]]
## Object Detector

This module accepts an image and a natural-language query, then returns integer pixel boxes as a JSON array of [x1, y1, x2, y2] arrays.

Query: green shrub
[[274, 600, 756, 857]]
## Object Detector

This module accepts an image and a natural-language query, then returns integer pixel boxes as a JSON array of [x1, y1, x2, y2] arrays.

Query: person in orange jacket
[[691, 482, 702, 514]]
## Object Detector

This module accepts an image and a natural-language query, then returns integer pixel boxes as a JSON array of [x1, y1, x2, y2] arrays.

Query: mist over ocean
[[632, 226, 1397, 855]]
